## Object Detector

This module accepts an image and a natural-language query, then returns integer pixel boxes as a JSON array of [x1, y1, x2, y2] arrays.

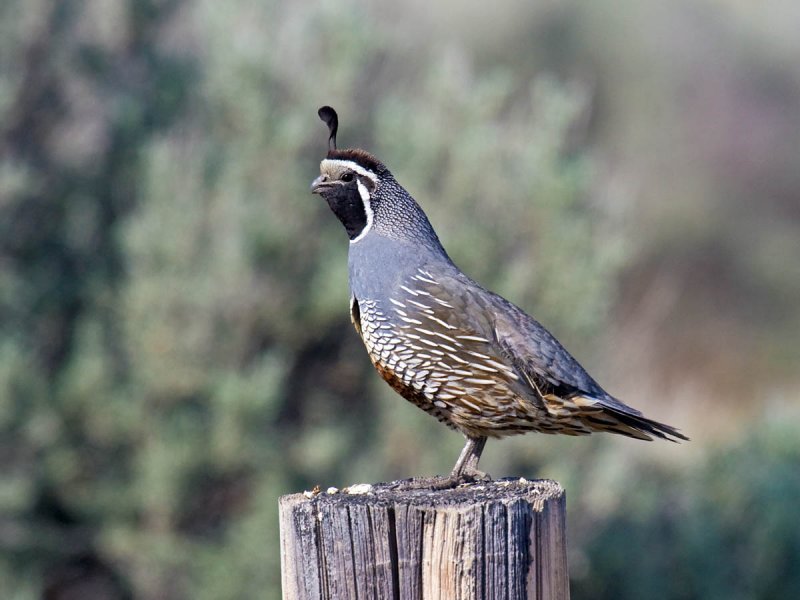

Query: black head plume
[[318, 106, 338, 151]]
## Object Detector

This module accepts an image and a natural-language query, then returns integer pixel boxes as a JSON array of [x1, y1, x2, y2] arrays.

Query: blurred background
[[1, 0, 799, 598]]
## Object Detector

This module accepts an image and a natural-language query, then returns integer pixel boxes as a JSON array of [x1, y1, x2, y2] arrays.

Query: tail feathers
[[576, 395, 689, 442], [599, 405, 689, 442]]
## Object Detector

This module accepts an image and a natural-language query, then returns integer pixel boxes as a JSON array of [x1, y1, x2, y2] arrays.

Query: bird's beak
[[310, 174, 332, 194]]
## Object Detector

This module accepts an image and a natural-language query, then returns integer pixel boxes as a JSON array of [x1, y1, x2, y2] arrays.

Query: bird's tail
[[573, 395, 689, 442]]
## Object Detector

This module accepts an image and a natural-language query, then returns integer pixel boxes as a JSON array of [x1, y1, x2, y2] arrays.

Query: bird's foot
[[383, 476, 457, 491], [384, 470, 491, 491]]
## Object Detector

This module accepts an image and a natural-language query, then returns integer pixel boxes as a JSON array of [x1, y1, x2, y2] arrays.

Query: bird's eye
[[341, 172, 354, 182]]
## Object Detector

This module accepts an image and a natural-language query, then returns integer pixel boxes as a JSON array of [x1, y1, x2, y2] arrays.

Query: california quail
[[311, 106, 687, 487]]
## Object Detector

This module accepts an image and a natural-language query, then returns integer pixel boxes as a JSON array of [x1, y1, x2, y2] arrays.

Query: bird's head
[[311, 106, 446, 256], [309, 106, 387, 243], [311, 106, 444, 251]]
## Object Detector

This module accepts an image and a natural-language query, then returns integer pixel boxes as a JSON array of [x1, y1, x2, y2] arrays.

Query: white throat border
[[351, 179, 373, 244]]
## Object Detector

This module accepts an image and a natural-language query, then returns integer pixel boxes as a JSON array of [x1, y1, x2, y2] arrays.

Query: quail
[[311, 106, 687, 487]]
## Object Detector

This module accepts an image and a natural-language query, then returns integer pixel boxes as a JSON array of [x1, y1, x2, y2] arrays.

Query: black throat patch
[[323, 181, 369, 240]]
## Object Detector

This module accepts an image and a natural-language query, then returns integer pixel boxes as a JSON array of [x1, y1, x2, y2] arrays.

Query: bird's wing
[[386, 267, 688, 441], [410, 269, 607, 400], [392, 267, 599, 409]]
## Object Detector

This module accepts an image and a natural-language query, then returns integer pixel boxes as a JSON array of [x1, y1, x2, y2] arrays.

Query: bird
[[310, 105, 687, 488]]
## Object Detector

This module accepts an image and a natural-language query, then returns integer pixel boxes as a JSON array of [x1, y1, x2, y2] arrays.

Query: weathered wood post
[[279, 478, 568, 599]]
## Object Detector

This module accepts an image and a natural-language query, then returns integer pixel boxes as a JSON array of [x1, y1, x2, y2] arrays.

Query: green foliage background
[[1, 0, 798, 598]]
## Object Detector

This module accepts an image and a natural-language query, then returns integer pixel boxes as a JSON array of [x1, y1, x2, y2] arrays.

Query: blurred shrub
[[572, 409, 800, 600]]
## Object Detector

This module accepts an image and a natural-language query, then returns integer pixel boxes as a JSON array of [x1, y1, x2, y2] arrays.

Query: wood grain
[[279, 478, 568, 599]]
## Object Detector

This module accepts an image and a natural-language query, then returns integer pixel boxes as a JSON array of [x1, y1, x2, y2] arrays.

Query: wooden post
[[279, 478, 568, 599]]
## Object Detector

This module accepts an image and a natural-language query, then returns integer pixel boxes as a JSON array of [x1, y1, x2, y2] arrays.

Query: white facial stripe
[[350, 179, 374, 244], [320, 159, 378, 185]]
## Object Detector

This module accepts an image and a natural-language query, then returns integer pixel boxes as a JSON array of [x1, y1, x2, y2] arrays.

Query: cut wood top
[[282, 477, 564, 510]]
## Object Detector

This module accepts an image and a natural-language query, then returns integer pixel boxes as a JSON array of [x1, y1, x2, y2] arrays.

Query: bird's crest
[[317, 105, 385, 175], [318, 106, 338, 151]]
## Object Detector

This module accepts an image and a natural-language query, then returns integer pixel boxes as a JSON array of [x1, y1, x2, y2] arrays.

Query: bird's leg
[[451, 435, 488, 480], [384, 436, 490, 491]]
